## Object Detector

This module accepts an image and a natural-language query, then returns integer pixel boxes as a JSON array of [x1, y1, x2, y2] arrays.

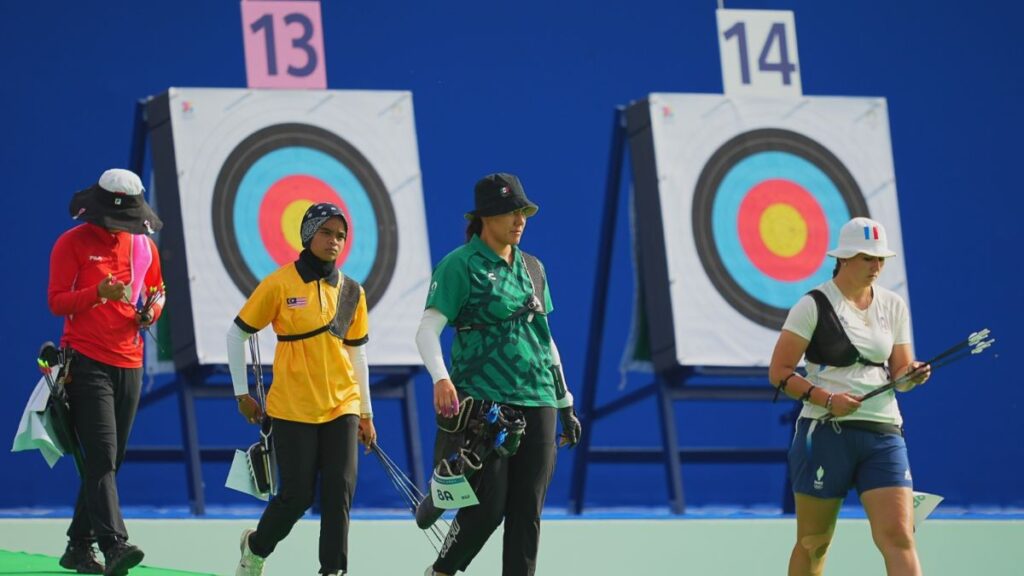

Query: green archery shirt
[[426, 234, 557, 407]]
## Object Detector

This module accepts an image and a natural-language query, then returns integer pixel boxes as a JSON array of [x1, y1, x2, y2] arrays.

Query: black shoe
[[102, 543, 144, 576], [59, 542, 104, 574]]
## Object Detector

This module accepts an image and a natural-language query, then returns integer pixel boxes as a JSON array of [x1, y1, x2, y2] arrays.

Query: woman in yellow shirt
[[227, 203, 376, 576]]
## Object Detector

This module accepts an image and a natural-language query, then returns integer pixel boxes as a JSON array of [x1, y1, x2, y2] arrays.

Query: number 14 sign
[[717, 9, 801, 98], [241, 0, 327, 89]]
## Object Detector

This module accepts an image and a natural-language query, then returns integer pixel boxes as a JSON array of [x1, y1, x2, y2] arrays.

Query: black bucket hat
[[68, 169, 163, 235], [464, 173, 539, 220]]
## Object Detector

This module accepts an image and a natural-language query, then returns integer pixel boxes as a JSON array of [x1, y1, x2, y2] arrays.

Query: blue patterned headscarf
[[300, 202, 347, 247]]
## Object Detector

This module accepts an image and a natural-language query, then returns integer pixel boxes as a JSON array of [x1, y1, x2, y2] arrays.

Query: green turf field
[[0, 549, 212, 575]]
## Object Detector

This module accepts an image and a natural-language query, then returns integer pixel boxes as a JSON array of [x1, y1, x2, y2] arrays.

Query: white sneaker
[[236, 528, 266, 576]]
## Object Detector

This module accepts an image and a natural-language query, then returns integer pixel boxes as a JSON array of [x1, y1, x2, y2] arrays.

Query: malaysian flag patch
[[286, 297, 308, 308]]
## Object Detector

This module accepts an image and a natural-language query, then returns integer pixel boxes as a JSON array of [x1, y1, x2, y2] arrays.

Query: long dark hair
[[465, 216, 482, 243]]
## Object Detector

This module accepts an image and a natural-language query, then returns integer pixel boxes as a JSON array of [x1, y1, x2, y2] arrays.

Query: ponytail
[[465, 217, 482, 243]]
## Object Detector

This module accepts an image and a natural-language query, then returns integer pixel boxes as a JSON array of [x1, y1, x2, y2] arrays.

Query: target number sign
[[241, 0, 327, 89], [716, 9, 802, 98]]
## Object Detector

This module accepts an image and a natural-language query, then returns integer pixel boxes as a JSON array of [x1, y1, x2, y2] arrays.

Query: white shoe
[[236, 528, 266, 576], [424, 565, 436, 576]]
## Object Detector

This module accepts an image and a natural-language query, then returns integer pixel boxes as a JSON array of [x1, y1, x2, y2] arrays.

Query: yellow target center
[[760, 204, 807, 258], [282, 200, 314, 252]]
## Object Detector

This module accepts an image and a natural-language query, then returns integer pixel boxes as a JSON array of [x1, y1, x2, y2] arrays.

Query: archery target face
[[645, 93, 909, 367], [162, 88, 431, 366], [692, 128, 868, 328], [211, 123, 397, 308]]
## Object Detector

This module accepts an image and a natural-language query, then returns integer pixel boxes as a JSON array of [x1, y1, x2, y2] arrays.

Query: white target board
[[150, 88, 431, 366], [632, 93, 909, 368]]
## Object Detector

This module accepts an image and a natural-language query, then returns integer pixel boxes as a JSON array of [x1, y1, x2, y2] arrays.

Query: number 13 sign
[[717, 9, 801, 98], [241, 0, 327, 89]]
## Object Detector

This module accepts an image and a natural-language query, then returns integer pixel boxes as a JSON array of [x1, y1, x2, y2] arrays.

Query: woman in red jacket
[[47, 169, 165, 576]]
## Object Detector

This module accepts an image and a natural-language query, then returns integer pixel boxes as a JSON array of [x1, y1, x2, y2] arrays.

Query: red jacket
[[48, 223, 165, 368]]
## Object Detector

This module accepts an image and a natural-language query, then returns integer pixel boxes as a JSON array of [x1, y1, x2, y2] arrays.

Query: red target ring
[[737, 179, 828, 282], [257, 174, 353, 267]]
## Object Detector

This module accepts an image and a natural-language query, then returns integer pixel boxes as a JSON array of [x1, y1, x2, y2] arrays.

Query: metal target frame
[[133, 89, 429, 513], [570, 94, 908, 515]]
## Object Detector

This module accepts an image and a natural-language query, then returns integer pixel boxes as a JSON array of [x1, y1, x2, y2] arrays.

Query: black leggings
[[248, 414, 359, 574], [433, 406, 557, 576]]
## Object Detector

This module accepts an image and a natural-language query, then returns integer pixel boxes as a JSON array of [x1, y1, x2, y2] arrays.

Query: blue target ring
[[233, 147, 378, 283], [692, 128, 869, 329], [712, 151, 850, 308], [212, 123, 398, 308]]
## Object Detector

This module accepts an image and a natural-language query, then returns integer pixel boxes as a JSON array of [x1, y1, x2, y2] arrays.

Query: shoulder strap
[[330, 275, 362, 339], [520, 251, 546, 314], [277, 275, 363, 343]]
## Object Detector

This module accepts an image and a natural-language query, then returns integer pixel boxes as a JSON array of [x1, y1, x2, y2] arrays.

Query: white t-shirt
[[782, 280, 912, 425]]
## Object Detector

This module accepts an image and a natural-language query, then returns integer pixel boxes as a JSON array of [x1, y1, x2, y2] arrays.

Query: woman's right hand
[[828, 392, 862, 418], [236, 394, 264, 424], [434, 378, 460, 418]]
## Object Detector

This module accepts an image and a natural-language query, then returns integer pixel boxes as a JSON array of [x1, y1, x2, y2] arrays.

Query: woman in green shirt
[[417, 173, 581, 576]]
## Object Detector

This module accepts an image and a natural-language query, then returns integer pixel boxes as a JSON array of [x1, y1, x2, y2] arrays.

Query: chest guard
[[277, 275, 362, 342], [804, 289, 885, 369], [455, 251, 547, 332]]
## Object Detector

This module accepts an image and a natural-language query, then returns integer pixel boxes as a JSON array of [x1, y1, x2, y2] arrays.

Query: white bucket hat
[[827, 217, 897, 259]]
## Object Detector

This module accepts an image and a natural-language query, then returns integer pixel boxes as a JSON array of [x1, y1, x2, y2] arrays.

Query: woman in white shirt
[[768, 217, 930, 576]]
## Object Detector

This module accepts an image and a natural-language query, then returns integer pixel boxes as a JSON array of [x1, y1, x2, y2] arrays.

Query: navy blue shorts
[[789, 418, 913, 499]]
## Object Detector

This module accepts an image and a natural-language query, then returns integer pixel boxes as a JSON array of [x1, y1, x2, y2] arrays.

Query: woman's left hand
[[358, 417, 377, 454], [898, 361, 931, 390]]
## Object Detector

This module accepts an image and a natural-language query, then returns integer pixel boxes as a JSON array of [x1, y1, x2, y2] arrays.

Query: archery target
[[692, 128, 869, 328], [637, 93, 909, 367], [154, 88, 431, 366], [211, 123, 397, 308]]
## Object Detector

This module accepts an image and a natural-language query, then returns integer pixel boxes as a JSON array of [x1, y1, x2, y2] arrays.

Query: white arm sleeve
[[347, 344, 372, 416], [551, 339, 574, 409], [227, 322, 253, 397], [416, 308, 451, 384]]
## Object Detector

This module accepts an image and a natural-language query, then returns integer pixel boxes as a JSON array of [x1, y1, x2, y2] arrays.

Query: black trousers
[[434, 406, 557, 576], [248, 414, 359, 574], [64, 351, 142, 551]]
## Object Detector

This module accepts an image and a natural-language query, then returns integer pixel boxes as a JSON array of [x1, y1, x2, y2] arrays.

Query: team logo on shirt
[[286, 296, 308, 308]]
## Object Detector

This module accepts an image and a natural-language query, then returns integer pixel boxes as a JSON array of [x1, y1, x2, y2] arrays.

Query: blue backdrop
[[1, 0, 1020, 512]]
